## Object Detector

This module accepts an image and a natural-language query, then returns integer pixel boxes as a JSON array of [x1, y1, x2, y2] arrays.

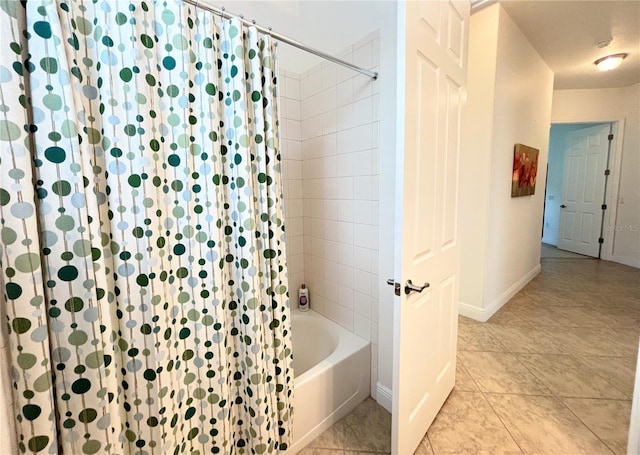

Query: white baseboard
[[609, 255, 640, 269], [459, 263, 542, 322], [458, 301, 488, 322], [376, 382, 392, 413]]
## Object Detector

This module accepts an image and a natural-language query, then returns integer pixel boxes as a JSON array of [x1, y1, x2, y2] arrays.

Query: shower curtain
[[0, 0, 293, 454]]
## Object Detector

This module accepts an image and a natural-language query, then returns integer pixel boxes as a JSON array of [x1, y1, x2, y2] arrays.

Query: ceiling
[[223, 1, 639, 89], [490, 1, 640, 90]]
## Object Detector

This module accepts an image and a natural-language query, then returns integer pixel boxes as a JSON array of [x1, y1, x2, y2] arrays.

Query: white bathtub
[[288, 309, 370, 453]]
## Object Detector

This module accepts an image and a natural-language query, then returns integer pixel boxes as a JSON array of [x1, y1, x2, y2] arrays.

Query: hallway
[[423, 257, 640, 454]]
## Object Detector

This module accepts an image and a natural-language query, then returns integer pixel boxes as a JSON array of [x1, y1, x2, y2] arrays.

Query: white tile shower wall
[[278, 70, 304, 306], [300, 31, 380, 396]]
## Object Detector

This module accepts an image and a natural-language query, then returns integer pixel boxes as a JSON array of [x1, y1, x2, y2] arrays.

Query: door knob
[[404, 279, 429, 295], [560, 204, 567, 208]]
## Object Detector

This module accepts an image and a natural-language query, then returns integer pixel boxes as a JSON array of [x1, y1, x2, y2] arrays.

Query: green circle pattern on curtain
[[0, 0, 293, 453]]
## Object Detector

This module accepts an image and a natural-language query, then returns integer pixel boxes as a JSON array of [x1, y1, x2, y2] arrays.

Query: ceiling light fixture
[[594, 53, 628, 72]]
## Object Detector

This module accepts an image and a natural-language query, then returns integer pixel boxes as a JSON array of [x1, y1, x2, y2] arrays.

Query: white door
[[391, 1, 468, 454], [557, 124, 611, 257]]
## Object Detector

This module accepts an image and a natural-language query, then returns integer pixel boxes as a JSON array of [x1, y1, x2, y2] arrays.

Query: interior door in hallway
[[557, 123, 611, 257], [391, 1, 468, 454]]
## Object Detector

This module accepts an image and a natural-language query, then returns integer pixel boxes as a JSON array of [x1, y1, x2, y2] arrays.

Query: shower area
[[278, 32, 382, 450], [0, 0, 386, 453]]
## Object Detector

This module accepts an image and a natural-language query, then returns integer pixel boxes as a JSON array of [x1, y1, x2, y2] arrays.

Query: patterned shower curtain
[[0, 0, 293, 454]]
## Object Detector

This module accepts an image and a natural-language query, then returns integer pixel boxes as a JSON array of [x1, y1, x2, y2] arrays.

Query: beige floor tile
[[454, 359, 479, 392], [307, 398, 390, 451], [541, 244, 590, 259], [575, 305, 640, 329], [308, 420, 346, 449], [427, 390, 522, 455], [486, 394, 613, 455], [562, 398, 631, 455], [577, 356, 637, 399], [413, 437, 434, 455], [593, 328, 640, 358], [491, 299, 640, 330], [339, 398, 391, 453], [458, 351, 550, 395], [491, 304, 579, 327], [299, 448, 343, 455], [486, 303, 529, 326], [592, 295, 640, 309], [459, 315, 482, 325], [516, 290, 575, 306], [526, 290, 597, 307], [516, 354, 627, 399], [527, 326, 639, 357], [458, 323, 506, 352], [487, 325, 569, 354], [514, 303, 640, 330]]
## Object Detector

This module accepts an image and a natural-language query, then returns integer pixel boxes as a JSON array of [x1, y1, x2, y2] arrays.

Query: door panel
[[419, 2, 442, 40], [441, 78, 462, 248], [412, 53, 439, 262], [447, 4, 464, 65], [392, 1, 468, 454], [584, 153, 599, 202], [557, 124, 610, 257]]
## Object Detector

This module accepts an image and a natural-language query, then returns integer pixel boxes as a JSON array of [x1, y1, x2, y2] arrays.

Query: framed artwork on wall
[[511, 143, 539, 197]]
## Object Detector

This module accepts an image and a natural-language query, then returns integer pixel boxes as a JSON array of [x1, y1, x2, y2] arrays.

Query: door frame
[[547, 119, 625, 262]]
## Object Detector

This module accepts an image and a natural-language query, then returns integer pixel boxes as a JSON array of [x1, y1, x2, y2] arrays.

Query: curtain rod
[[182, 0, 378, 80]]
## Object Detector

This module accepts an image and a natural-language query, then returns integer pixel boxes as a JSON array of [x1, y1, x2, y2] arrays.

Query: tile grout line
[[458, 282, 638, 454], [455, 355, 526, 455], [424, 433, 435, 455], [519, 352, 632, 400], [458, 346, 636, 359], [512, 353, 620, 454], [477, 389, 527, 455], [556, 398, 618, 455]]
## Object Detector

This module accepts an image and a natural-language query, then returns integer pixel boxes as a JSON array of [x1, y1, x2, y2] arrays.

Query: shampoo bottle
[[298, 284, 309, 312]]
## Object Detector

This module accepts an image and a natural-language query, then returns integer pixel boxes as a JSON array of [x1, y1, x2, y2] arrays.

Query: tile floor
[[300, 257, 640, 455]]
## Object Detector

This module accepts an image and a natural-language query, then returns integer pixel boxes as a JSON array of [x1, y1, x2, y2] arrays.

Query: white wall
[[551, 84, 640, 268], [460, 4, 554, 321], [459, 4, 499, 312], [542, 124, 606, 246]]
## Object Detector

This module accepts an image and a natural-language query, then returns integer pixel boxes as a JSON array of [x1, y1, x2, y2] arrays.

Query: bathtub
[[289, 309, 370, 453]]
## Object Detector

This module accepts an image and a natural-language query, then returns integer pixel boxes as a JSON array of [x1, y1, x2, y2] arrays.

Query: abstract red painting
[[511, 143, 539, 197]]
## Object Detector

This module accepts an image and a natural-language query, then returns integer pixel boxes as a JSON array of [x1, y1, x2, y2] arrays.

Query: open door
[[391, 1, 468, 454], [557, 123, 611, 257]]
